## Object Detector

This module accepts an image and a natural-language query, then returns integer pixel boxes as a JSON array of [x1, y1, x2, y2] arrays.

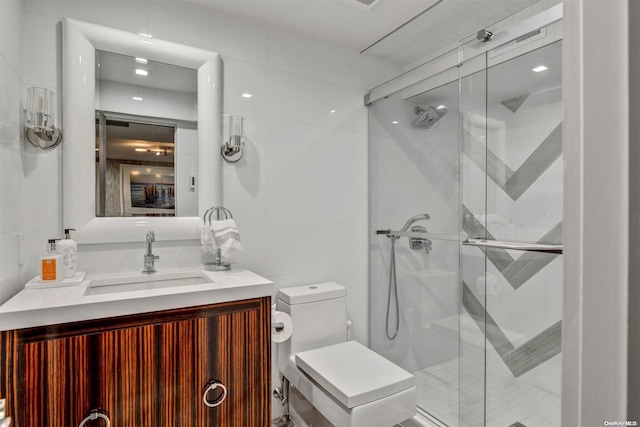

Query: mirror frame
[[62, 18, 221, 244]]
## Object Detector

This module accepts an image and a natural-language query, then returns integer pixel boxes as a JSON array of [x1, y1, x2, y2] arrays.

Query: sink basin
[[84, 271, 214, 296]]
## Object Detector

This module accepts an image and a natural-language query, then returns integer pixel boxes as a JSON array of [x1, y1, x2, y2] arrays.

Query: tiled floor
[[415, 352, 561, 427], [274, 348, 560, 427]]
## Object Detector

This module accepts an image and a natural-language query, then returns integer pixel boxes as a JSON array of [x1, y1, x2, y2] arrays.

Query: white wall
[[11, 0, 399, 416], [562, 0, 630, 424], [12, 0, 401, 418], [0, 0, 27, 304], [368, 88, 460, 372], [18, 0, 400, 324]]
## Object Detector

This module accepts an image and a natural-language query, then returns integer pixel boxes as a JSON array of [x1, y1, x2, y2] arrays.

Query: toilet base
[[286, 368, 416, 427], [289, 387, 332, 427]]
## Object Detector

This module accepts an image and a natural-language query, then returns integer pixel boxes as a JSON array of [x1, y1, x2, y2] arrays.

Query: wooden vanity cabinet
[[0, 297, 271, 427]]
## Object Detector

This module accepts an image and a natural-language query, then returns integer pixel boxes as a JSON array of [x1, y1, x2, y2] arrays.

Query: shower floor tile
[[415, 354, 561, 427]]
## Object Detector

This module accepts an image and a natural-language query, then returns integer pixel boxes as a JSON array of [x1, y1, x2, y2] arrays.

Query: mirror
[[63, 18, 221, 244], [94, 50, 198, 218]]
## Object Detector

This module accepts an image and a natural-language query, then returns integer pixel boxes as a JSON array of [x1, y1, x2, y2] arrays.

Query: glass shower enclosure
[[368, 6, 563, 427]]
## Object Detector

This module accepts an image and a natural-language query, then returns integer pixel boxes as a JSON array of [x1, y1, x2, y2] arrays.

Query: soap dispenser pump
[[57, 228, 77, 278], [41, 239, 63, 282]]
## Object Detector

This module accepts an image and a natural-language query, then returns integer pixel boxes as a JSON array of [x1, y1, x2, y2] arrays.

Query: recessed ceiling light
[[392, 120, 399, 124], [241, 93, 253, 98], [532, 65, 548, 72], [436, 105, 446, 110], [133, 96, 143, 101], [135, 57, 148, 64], [135, 69, 149, 77], [330, 109, 336, 114]]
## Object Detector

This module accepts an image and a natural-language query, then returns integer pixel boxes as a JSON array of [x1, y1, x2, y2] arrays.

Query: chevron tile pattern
[[463, 123, 562, 201], [463, 282, 562, 377], [461, 121, 563, 378]]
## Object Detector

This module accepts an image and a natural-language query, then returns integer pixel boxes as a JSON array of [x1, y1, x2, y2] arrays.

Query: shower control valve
[[409, 226, 432, 253]]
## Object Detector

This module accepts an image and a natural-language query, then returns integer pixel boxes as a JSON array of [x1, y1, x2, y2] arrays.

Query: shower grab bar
[[376, 230, 563, 254], [462, 238, 563, 254]]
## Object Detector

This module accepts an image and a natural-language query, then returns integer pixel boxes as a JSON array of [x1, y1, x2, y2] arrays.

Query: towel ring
[[79, 409, 110, 427], [202, 380, 227, 408]]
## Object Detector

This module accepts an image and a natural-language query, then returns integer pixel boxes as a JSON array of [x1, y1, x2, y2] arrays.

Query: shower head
[[399, 213, 430, 232], [412, 106, 447, 129]]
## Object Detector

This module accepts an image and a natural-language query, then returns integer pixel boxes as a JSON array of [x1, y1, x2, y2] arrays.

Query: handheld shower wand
[[385, 213, 430, 341], [398, 213, 431, 233]]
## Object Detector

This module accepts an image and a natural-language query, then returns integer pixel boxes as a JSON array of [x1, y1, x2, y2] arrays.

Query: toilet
[[277, 282, 416, 427]]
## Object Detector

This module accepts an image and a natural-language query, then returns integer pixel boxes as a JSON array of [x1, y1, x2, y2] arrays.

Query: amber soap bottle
[[41, 239, 63, 282]]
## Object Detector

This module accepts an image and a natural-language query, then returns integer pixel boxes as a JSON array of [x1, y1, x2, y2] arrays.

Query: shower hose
[[386, 236, 400, 341]]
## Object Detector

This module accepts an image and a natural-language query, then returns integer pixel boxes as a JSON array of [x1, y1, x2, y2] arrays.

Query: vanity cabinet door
[[96, 302, 271, 426], [19, 334, 94, 427], [0, 297, 271, 427], [96, 318, 214, 426]]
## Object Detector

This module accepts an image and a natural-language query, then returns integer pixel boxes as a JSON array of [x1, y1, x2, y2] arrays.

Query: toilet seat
[[295, 340, 414, 408]]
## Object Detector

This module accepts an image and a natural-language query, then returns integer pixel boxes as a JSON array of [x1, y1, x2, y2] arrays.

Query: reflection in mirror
[[94, 50, 198, 218], [95, 117, 178, 217]]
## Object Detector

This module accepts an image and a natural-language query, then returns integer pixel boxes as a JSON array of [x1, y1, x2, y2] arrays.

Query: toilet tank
[[277, 282, 347, 358]]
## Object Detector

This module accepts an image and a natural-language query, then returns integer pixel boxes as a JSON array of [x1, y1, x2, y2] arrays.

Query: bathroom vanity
[[0, 269, 273, 427]]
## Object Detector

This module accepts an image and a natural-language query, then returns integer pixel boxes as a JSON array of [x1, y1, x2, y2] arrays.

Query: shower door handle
[[463, 238, 563, 254]]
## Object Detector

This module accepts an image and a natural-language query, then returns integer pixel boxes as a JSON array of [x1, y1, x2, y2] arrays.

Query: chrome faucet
[[142, 231, 159, 274]]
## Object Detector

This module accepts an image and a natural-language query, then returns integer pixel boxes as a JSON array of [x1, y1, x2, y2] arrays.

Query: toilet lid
[[294, 340, 414, 409]]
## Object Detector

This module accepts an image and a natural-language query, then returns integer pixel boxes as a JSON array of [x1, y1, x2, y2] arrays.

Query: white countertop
[[0, 268, 273, 331]]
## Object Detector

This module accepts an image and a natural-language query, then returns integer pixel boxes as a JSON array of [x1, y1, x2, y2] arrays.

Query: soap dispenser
[[57, 228, 77, 278], [41, 239, 63, 282]]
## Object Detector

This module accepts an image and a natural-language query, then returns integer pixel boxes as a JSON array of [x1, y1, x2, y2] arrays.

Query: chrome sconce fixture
[[221, 115, 244, 163], [25, 87, 62, 149]]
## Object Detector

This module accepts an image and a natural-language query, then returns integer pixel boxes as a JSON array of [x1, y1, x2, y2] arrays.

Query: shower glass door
[[368, 6, 562, 427], [458, 29, 563, 427]]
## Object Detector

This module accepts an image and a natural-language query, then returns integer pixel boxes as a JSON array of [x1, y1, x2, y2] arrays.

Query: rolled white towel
[[210, 219, 243, 260]]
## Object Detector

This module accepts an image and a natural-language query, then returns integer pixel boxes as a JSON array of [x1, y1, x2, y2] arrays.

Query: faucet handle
[[146, 230, 155, 241]]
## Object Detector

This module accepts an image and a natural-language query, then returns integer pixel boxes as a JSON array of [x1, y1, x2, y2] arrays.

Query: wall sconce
[[221, 115, 244, 163], [25, 87, 62, 150]]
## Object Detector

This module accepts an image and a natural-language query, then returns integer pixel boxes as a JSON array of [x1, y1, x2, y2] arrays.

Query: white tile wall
[[16, 0, 401, 318], [9, 1, 402, 418], [0, 0, 26, 304], [368, 88, 461, 376]]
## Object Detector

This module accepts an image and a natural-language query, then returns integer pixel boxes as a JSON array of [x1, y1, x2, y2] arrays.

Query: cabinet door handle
[[203, 380, 227, 408], [79, 409, 110, 427]]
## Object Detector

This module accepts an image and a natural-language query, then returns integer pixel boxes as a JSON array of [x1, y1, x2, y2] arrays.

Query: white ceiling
[[363, 0, 551, 66], [186, 0, 440, 52], [185, 0, 554, 67]]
